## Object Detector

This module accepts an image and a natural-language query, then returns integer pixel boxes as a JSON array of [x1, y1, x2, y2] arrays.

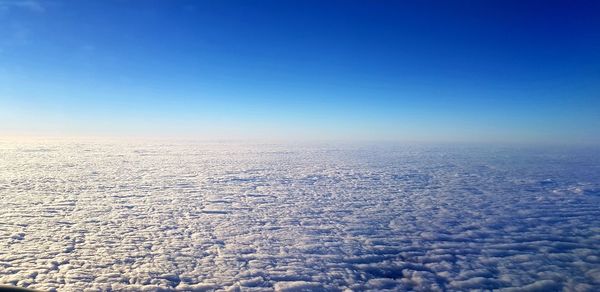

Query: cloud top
[[0, 141, 599, 291]]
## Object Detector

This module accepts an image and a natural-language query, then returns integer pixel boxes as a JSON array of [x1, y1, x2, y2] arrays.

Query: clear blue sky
[[1, 0, 599, 143]]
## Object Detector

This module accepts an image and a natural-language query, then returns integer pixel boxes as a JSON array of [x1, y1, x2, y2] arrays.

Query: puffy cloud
[[0, 141, 598, 291]]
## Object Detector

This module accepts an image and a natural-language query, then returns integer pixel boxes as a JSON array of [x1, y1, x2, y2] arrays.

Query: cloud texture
[[0, 142, 599, 291]]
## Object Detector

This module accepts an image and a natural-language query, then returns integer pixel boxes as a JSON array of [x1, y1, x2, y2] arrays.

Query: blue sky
[[0, 0, 599, 143]]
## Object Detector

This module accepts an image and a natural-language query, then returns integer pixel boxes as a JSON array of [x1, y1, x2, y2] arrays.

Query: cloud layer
[[0, 142, 599, 291]]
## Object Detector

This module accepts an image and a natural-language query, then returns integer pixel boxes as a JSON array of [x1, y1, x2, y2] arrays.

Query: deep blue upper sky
[[1, 0, 599, 143]]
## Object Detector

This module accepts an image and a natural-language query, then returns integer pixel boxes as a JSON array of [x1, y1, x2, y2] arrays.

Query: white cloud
[[0, 141, 599, 290]]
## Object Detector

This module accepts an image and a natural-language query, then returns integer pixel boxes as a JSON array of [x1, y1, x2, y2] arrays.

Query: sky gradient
[[1, 0, 599, 143]]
